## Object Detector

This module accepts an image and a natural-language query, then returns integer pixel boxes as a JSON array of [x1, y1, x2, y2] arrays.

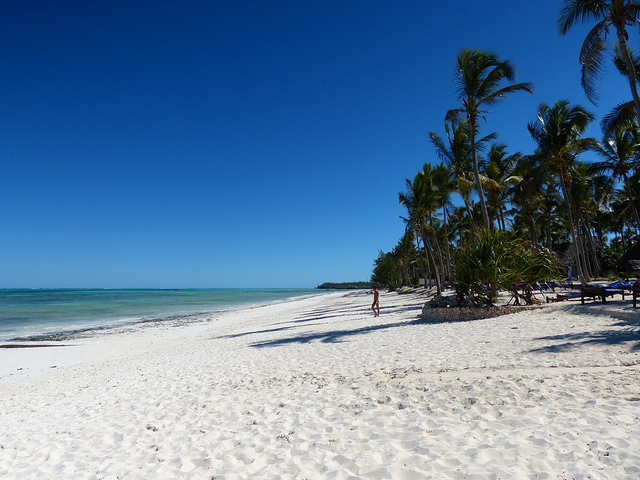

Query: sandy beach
[[1, 290, 640, 479]]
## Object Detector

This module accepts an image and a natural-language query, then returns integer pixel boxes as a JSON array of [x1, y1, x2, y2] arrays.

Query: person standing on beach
[[371, 286, 380, 317]]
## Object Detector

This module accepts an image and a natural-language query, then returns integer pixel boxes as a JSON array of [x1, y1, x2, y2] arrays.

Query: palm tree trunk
[[415, 235, 429, 289], [616, 26, 640, 128], [430, 227, 446, 291], [469, 117, 492, 229], [421, 226, 442, 295], [581, 215, 600, 277], [527, 210, 537, 244], [461, 190, 477, 234], [558, 166, 590, 286], [442, 204, 453, 281], [623, 174, 640, 233]]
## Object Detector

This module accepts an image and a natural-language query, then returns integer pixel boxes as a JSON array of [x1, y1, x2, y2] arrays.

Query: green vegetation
[[371, 2, 640, 306], [455, 229, 563, 306], [316, 282, 373, 290]]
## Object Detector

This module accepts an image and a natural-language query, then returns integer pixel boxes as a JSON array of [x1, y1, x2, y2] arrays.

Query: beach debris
[[276, 431, 294, 443]]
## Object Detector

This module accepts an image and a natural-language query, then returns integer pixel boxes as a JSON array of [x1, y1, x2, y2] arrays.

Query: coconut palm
[[398, 163, 451, 294], [484, 144, 523, 230], [571, 162, 606, 276], [527, 100, 598, 285], [559, 0, 640, 126], [591, 125, 640, 231], [429, 119, 478, 233], [509, 153, 563, 246], [601, 44, 640, 134], [448, 48, 533, 229]]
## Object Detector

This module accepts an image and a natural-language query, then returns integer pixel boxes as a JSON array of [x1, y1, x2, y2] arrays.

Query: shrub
[[454, 228, 563, 306]]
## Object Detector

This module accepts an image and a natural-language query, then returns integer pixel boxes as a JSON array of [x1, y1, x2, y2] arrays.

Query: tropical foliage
[[455, 229, 563, 306], [371, 2, 640, 306]]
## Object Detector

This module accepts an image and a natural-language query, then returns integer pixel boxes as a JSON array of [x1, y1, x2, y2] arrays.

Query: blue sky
[[0, 1, 632, 288]]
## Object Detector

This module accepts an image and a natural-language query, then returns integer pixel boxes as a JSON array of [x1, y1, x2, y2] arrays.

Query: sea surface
[[0, 288, 325, 342]]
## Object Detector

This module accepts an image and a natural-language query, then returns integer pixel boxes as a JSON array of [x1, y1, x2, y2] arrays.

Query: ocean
[[0, 288, 325, 342]]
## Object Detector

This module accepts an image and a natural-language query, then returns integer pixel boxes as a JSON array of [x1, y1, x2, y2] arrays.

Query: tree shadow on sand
[[248, 319, 417, 348], [215, 299, 424, 347], [530, 308, 640, 353], [274, 304, 422, 326]]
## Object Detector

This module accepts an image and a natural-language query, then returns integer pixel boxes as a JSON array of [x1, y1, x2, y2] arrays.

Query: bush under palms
[[454, 228, 563, 306]]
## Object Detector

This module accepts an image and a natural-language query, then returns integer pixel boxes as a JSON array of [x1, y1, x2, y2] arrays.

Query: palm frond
[[579, 23, 607, 104], [558, 0, 607, 35], [601, 100, 637, 135], [611, 42, 640, 82], [481, 82, 534, 108]]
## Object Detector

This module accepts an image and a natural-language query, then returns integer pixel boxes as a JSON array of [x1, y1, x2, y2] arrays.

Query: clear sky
[[0, 1, 632, 288]]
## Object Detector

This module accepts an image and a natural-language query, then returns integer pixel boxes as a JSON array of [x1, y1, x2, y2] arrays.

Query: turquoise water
[[0, 288, 324, 342]]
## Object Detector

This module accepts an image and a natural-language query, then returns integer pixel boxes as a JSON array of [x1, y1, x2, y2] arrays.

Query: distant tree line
[[316, 282, 373, 290]]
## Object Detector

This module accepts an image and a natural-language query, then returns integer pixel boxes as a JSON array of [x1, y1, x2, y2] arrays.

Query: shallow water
[[0, 288, 323, 342]]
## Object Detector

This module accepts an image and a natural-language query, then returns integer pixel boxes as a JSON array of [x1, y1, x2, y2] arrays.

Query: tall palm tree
[[398, 163, 450, 294], [559, 0, 640, 126], [571, 161, 605, 276], [509, 153, 564, 246], [484, 144, 523, 230], [591, 124, 640, 231], [429, 119, 477, 233], [448, 48, 533, 229], [601, 44, 640, 134], [527, 100, 598, 285]]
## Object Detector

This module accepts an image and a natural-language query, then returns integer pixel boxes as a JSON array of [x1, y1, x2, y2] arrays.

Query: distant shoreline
[[316, 282, 372, 290]]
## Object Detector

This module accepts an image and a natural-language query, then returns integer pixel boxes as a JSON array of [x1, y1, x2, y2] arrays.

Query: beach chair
[[580, 286, 616, 304], [548, 291, 581, 303]]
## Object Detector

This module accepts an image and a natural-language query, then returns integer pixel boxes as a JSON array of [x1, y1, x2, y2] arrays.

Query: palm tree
[[484, 144, 523, 230], [559, 0, 640, 126], [448, 48, 533, 229], [591, 124, 640, 231], [429, 119, 477, 233], [571, 161, 606, 276], [527, 100, 598, 285], [391, 231, 419, 288], [509, 154, 563, 246], [601, 44, 640, 134], [399, 163, 451, 294]]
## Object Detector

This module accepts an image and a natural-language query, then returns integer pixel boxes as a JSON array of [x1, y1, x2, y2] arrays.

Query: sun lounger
[[548, 291, 581, 302], [580, 286, 625, 304]]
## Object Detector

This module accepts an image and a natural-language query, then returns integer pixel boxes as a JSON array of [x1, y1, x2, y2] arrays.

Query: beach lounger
[[580, 286, 618, 304], [548, 291, 581, 303]]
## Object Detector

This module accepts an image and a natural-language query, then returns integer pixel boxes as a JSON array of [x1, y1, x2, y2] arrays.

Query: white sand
[[1, 290, 640, 479]]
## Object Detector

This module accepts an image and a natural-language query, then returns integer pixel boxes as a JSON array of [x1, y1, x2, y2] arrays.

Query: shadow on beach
[[248, 319, 417, 348], [213, 298, 425, 346], [530, 306, 640, 354]]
